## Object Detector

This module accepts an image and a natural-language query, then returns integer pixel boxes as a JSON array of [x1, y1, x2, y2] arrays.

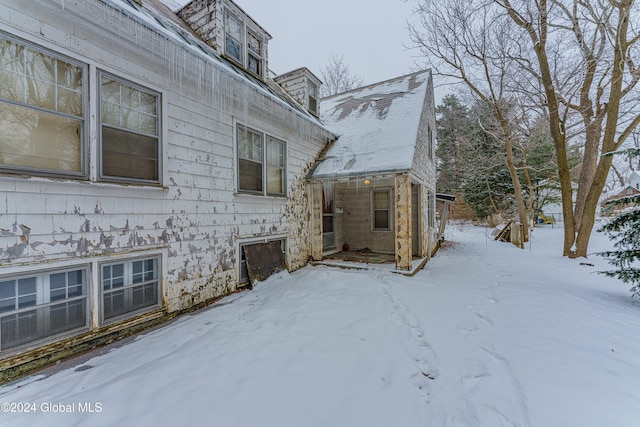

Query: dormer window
[[247, 32, 262, 77], [274, 67, 323, 117], [225, 11, 243, 64], [178, 0, 271, 80], [308, 80, 318, 116], [224, 9, 264, 78]]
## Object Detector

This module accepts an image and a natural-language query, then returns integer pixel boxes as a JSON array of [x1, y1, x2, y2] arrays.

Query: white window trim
[[372, 189, 392, 231], [0, 265, 90, 353], [223, 8, 265, 79], [99, 255, 162, 325], [235, 123, 287, 197], [97, 70, 162, 186], [0, 33, 89, 180]]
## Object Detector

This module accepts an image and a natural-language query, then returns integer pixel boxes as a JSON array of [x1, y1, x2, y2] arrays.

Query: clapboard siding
[[0, 0, 332, 364]]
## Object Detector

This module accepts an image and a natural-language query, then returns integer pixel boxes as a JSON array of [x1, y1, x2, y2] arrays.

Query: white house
[[0, 0, 437, 379]]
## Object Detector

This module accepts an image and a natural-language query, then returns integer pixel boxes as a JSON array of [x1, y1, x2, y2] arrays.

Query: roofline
[[308, 168, 412, 181], [274, 67, 323, 85], [177, 0, 272, 39], [320, 69, 432, 101], [103, 0, 336, 138]]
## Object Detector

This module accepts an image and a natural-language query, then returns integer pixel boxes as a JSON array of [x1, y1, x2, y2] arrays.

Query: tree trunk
[[505, 136, 529, 241]]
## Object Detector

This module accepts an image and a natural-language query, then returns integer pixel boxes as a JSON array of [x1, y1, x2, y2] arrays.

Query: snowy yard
[[1, 223, 639, 427]]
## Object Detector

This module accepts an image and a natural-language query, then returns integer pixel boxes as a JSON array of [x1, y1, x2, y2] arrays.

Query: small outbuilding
[[307, 71, 438, 271]]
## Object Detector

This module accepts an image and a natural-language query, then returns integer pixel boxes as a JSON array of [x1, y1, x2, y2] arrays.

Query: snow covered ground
[[1, 223, 639, 427]]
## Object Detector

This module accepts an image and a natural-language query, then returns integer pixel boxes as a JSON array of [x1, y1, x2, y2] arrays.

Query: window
[[239, 239, 286, 284], [266, 136, 285, 194], [0, 35, 86, 177], [225, 11, 243, 64], [373, 190, 391, 230], [101, 257, 160, 322], [237, 124, 286, 196], [322, 190, 336, 250], [428, 191, 436, 228], [0, 268, 88, 351], [224, 10, 264, 78], [238, 126, 263, 192], [308, 80, 318, 116], [99, 73, 160, 184], [247, 32, 263, 77]]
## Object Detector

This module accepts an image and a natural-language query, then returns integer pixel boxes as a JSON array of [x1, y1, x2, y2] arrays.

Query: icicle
[[322, 180, 334, 209]]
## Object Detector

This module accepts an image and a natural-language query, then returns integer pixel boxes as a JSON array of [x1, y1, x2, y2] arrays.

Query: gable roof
[[309, 70, 432, 180]]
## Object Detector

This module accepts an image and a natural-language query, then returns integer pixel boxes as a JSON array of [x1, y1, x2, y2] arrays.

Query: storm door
[[322, 190, 336, 250]]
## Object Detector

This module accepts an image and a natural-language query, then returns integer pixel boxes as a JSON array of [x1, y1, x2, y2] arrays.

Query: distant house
[[627, 171, 640, 191], [308, 72, 438, 270], [0, 0, 437, 377], [600, 171, 640, 216]]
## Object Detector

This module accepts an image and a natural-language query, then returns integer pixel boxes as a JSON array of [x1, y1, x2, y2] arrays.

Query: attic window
[[224, 10, 264, 78], [308, 80, 318, 115], [247, 32, 262, 77], [225, 11, 243, 64]]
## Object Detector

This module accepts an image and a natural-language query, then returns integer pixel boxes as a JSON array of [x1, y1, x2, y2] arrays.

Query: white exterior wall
[[410, 72, 438, 256], [0, 0, 329, 319]]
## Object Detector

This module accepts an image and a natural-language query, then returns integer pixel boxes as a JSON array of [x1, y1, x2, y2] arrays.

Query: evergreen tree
[[435, 94, 472, 193], [597, 148, 640, 298]]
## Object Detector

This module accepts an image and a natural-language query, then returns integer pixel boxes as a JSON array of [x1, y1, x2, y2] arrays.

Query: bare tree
[[318, 54, 364, 98], [494, 0, 640, 257], [409, 0, 531, 241], [410, 0, 640, 257]]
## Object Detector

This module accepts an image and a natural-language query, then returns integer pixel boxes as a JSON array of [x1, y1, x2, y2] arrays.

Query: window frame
[[97, 70, 162, 185], [223, 8, 265, 79], [0, 33, 88, 179], [246, 30, 263, 78], [308, 80, 318, 116], [372, 189, 392, 231], [99, 255, 161, 325], [236, 124, 287, 197], [224, 10, 244, 65], [0, 266, 90, 353]]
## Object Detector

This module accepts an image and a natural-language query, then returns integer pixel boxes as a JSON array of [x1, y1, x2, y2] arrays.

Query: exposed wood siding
[[0, 0, 329, 329], [410, 72, 437, 255]]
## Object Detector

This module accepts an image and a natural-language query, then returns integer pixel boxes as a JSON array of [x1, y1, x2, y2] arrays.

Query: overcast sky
[[245, 1, 419, 84], [166, 0, 423, 86]]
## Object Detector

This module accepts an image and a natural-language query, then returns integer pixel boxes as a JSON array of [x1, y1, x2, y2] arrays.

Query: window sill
[[0, 173, 169, 192], [235, 192, 287, 200]]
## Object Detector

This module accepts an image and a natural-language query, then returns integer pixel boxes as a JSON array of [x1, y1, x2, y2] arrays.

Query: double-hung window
[[237, 125, 286, 196], [0, 35, 86, 177], [224, 10, 264, 78], [225, 11, 244, 65], [99, 73, 160, 184], [0, 268, 88, 351], [247, 32, 263, 77], [373, 190, 391, 230], [101, 257, 160, 322]]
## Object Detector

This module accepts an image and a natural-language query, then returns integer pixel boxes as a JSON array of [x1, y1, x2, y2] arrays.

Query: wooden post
[[395, 174, 412, 270]]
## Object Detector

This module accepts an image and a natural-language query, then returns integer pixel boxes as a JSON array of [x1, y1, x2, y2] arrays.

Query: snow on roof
[[309, 70, 431, 180]]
